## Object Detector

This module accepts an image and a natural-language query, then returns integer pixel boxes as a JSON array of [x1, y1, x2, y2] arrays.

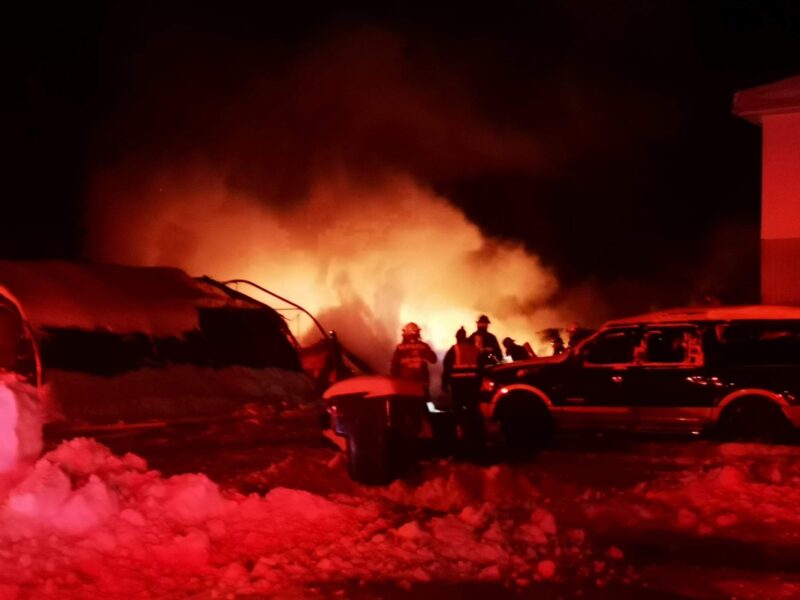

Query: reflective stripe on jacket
[[390, 340, 437, 383], [442, 341, 480, 389]]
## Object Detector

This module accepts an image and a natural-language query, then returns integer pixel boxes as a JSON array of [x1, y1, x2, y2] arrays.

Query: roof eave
[[733, 75, 800, 125], [733, 103, 800, 125]]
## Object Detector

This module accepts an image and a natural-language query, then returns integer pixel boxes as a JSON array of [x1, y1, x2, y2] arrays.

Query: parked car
[[481, 306, 800, 448]]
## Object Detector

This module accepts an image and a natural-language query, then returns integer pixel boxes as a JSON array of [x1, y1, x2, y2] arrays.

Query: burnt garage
[[0, 261, 317, 425]]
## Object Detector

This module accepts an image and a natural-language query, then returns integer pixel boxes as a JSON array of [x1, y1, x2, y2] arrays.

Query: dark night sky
[[3, 1, 800, 308]]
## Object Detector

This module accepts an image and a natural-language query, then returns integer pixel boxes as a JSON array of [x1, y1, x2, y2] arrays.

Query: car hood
[[489, 353, 568, 375]]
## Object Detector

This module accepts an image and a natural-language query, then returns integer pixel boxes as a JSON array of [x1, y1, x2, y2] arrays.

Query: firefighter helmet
[[477, 314, 491, 324], [402, 322, 421, 337]]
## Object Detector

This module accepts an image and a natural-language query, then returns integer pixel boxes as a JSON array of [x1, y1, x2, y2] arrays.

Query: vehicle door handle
[[611, 375, 624, 383]]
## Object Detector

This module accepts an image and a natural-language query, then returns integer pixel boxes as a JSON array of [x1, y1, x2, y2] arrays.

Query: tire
[[716, 398, 794, 444], [497, 394, 553, 455]]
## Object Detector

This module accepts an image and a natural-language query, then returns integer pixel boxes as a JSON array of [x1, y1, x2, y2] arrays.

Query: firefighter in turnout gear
[[442, 326, 485, 453], [468, 314, 503, 365], [390, 322, 438, 388]]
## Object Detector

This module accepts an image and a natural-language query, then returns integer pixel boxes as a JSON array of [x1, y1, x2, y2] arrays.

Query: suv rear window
[[715, 321, 800, 365]]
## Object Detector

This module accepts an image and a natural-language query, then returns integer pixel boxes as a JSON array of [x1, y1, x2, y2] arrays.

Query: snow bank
[[28, 435, 800, 599], [13, 435, 800, 597], [231, 439, 800, 597], [0, 376, 42, 477], [379, 462, 540, 511], [582, 442, 800, 545], [0, 439, 599, 598]]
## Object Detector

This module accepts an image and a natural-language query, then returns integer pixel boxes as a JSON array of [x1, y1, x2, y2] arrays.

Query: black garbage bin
[[323, 376, 427, 485]]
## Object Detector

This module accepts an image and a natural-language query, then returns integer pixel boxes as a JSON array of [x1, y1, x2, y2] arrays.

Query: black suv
[[481, 306, 800, 447]]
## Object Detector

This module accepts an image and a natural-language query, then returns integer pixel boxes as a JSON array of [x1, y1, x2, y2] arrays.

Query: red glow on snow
[[0, 386, 19, 472]]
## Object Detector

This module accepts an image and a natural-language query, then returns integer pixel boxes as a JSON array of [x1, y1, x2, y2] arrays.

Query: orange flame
[[89, 165, 562, 370]]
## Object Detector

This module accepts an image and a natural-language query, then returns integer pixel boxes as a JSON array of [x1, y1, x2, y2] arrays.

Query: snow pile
[[0, 439, 607, 597], [229, 439, 800, 597], [5, 439, 145, 534], [379, 462, 540, 512], [0, 376, 42, 477], [585, 443, 800, 543]]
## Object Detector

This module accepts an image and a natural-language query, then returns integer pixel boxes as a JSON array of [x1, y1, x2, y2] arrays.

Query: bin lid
[[322, 375, 426, 400]]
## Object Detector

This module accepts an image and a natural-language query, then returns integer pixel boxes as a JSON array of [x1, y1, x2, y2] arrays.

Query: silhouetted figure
[[502, 337, 533, 361], [442, 327, 485, 454], [566, 322, 593, 350], [390, 322, 437, 387], [541, 328, 565, 355], [468, 314, 502, 364]]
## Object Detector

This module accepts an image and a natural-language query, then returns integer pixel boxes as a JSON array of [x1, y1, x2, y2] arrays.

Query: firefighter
[[442, 326, 485, 454], [502, 337, 533, 361], [390, 322, 437, 388], [468, 314, 502, 364]]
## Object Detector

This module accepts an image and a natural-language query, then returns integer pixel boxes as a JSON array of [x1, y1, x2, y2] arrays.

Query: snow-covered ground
[[5, 419, 800, 598]]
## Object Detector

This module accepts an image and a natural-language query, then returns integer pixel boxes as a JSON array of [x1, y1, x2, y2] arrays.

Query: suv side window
[[583, 328, 640, 366], [715, 320, 800, 365], [635, 326, 704, 367]]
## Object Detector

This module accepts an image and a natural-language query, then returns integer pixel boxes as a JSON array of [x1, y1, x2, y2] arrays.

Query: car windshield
[[583, 328, 640, 365]]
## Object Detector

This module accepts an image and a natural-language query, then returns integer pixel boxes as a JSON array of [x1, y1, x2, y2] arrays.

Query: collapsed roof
[[0, 260, 263, 337], [0, 262, 316, 423]]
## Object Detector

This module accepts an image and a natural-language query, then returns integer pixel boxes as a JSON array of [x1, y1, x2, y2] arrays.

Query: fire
[[88, 165, 562, 370]]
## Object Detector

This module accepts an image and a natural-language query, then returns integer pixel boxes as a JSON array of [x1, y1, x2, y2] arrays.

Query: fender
[[718, 388, 788, 409], [488, 383, 553, 420], [713, 388, 789, 422]]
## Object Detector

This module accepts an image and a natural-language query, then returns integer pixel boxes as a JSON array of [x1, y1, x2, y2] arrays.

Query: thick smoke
[[90, 166, 560, 367], [87, 28, 567, 368]]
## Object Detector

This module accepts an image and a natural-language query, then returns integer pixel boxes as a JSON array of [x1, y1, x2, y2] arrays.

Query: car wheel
[[498, 394, 553, 455], [717, 398, 794, 444]]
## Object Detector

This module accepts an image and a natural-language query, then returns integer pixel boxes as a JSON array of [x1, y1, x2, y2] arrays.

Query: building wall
[[761, 112, 800, 304]]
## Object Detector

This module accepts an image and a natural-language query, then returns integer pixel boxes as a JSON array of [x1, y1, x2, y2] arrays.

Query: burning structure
[[734, 75, 800, 305], [0, 261, 316, 425], [85, 30, 565, 367]]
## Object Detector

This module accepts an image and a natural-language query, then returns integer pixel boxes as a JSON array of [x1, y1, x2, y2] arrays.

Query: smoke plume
[[87, 27, 566, 369]]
